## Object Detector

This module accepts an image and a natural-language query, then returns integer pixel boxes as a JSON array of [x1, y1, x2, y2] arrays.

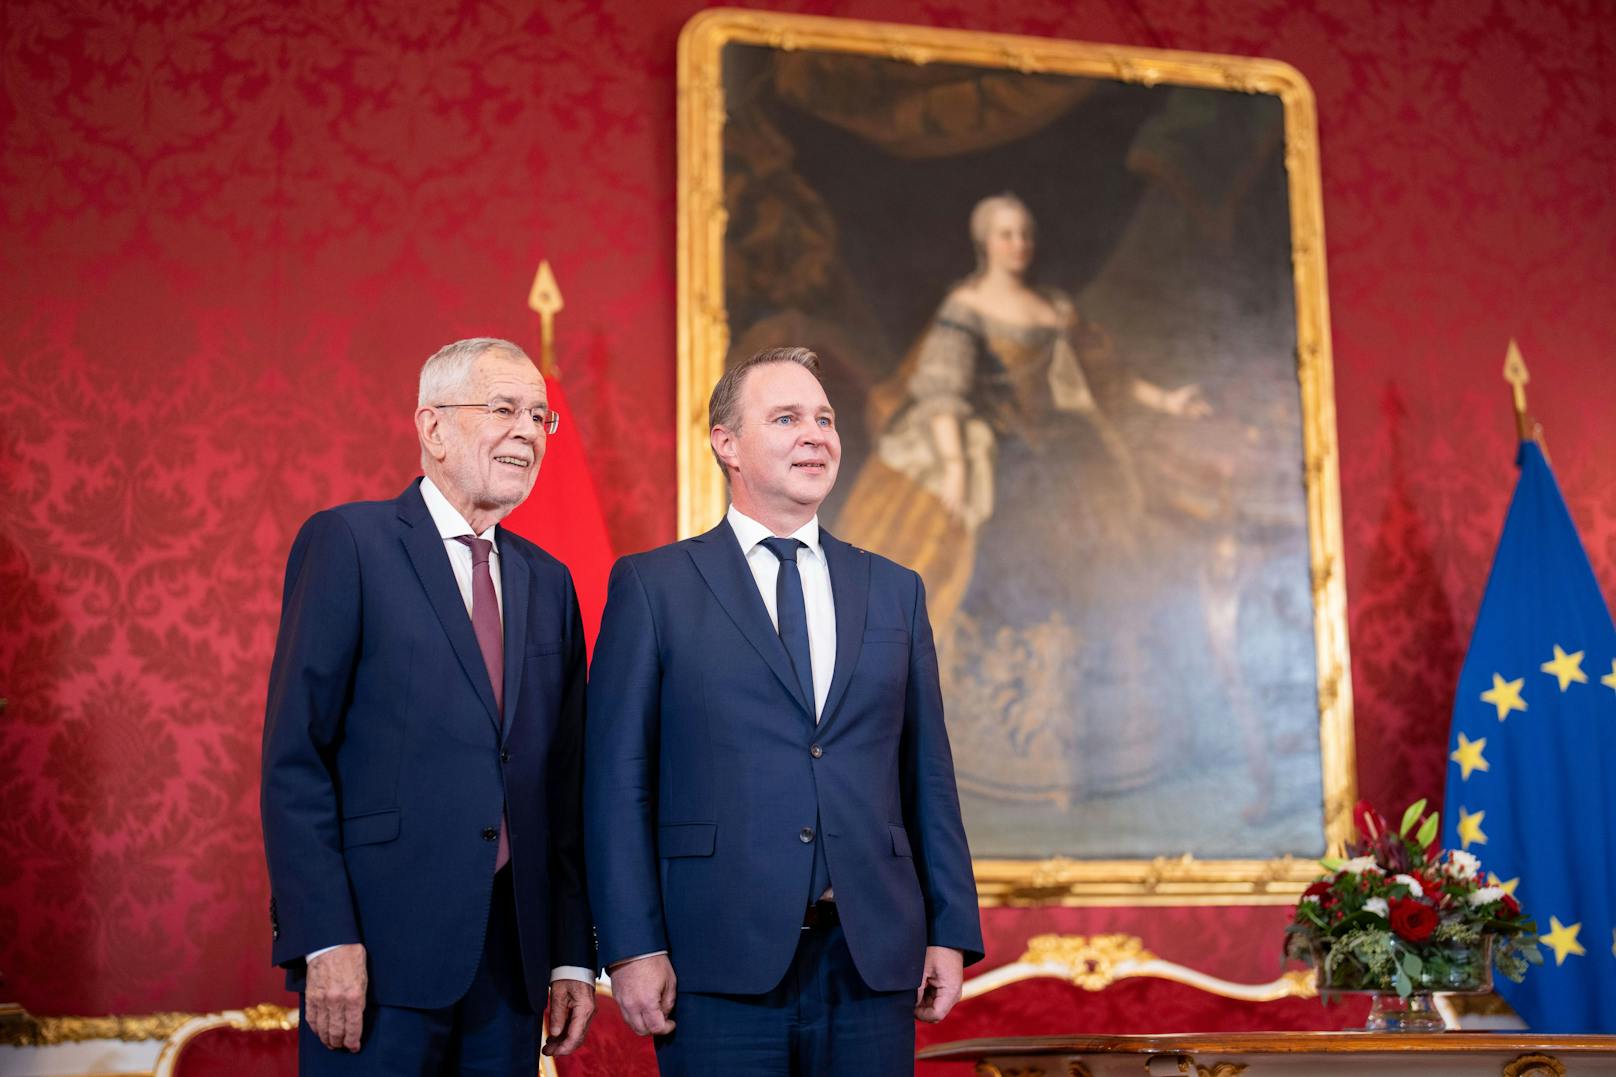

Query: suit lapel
[[497, 531, 529, 740], [686, 521, 814, 720], [397, 483, 502, 732], [817, 529, 868, 730]]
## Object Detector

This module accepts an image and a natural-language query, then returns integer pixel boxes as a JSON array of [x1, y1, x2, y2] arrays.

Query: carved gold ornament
[[1021, 933, 1157, 990], [0, 1002, 294, 1046], [1502, 1054, 1566, 1077]]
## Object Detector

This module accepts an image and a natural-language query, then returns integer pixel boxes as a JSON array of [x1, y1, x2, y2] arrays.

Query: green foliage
[[1399, 799, 1427, 836], [1291, 799, 1541, 999]]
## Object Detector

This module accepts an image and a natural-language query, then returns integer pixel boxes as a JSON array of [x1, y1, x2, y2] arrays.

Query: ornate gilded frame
[[676, 8, 1355, 905]]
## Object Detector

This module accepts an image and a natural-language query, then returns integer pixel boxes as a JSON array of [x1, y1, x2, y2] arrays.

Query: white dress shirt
[[419, 475, 504, 619], [310, 478, 590, 985], [726, 505, 837, 720]]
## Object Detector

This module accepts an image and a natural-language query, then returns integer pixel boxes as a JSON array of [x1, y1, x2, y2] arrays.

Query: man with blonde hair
[[587, 346, 983, 1075]]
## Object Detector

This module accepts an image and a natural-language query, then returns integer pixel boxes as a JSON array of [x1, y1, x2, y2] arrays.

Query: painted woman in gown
[[834, 193, 1209, 814]]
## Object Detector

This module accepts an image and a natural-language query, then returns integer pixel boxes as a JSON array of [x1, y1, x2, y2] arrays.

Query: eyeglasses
[[435, 402, 561, 435]]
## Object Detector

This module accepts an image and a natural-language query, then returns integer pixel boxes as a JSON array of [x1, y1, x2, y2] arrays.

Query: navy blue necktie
[[761, 535, 832, 901], [760, 537, 815, 716]]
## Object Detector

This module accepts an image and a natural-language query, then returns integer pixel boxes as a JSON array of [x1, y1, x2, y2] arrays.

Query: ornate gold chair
[[913, 933, 1370, 1074], [151, 1005, 298, 1077]]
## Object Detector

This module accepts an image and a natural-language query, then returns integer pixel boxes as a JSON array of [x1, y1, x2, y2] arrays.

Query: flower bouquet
[[1285, 799, 1542, 1031]]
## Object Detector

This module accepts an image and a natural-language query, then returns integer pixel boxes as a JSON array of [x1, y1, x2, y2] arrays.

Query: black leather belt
[[802, 899, 838, 930]]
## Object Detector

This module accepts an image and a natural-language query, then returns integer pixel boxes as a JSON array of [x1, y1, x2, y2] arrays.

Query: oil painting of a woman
[[837, 193, 1212, 830]]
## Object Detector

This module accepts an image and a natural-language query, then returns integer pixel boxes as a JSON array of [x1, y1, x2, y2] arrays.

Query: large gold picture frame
[[676, 8, 1355, 905]]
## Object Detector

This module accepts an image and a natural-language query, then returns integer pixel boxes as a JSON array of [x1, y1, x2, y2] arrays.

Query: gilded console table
[[917, 1032, 1616, 1075]]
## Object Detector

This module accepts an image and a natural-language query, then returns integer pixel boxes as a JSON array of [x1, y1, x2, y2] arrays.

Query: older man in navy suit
[[261, 337, 595, 1074], [586, 346, 984, 1076]]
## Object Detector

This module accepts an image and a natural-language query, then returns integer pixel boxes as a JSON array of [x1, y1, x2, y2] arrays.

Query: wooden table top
[[917, 1032, 1616, 1061]]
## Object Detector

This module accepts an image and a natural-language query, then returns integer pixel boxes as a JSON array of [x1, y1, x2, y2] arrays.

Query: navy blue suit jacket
[[585, 520, 983, 995], [260, 480, 594, 1010]]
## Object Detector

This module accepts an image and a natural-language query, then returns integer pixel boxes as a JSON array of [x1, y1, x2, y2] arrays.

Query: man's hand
[[541, 979, 597, 1056], [306, 943, 368, 1051], [609, 954, 677, 1036], [914, 946, 964, 1023]]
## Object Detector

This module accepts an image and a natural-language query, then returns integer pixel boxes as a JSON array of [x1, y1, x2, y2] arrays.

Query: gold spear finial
[[1502, 338, 1533, 441], [528, 260, 563, 378]]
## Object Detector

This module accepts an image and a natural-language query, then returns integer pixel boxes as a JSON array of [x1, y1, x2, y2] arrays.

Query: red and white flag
[[501, 375, 613, 655]]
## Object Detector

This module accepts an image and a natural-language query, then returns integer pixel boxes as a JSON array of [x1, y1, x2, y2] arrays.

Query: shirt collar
[[419, 475, 499, 550], [726, 504, 821, 559]]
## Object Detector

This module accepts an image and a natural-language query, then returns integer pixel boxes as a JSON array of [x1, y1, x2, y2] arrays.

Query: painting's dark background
[[3, 0, 1614, 1015]]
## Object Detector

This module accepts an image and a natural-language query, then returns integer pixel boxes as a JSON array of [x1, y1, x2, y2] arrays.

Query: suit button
[[799, 826, 815, 843], [809, 744, 823, 758], [500, 748, 511, 764], [482, 826, 499, 842], [273, 927, 280, 940]]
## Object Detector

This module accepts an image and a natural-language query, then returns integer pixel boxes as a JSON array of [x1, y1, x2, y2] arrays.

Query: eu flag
[[1442, 440, 1616, 1031]]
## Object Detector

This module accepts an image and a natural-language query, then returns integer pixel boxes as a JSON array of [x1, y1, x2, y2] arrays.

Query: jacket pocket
[[863, 627, 909, 644], [889, 823, 913, 858], [342, 808, 400, 848], [525, 639, 563, 658], [658, 822, 717, 858]]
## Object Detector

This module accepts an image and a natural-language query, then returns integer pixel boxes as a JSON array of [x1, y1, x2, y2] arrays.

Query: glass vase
[[1364, 990, 1445, 1032], [1312, 936, 1494, 1032]]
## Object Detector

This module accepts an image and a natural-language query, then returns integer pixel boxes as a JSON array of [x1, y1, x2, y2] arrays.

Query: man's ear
[[710, 425, 739, 473], [416, 406, 448, 463]]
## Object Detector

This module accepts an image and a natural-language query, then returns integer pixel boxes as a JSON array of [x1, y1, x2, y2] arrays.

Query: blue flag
[[1442, 440, 1616, 1031]]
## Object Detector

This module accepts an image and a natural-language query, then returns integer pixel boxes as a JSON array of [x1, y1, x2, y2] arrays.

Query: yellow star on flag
[[1450, 733, 1489, 780], [1488, 873, 1520, 898], [1541, 645, 1588, 691], [1601, 658, 1616, 693], [1456, 807, 1487, 848], [1542, 916, 1585, 965], [1480, 673, 1527, 720]]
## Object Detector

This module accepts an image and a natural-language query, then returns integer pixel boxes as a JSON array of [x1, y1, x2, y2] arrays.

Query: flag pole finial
[[1502, 339, 1533, 441], [528, 260, 564, 378]]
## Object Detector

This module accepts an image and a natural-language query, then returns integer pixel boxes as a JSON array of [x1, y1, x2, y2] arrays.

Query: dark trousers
[[653, 915, 915, 1077], [298, 868, 536, 1077]]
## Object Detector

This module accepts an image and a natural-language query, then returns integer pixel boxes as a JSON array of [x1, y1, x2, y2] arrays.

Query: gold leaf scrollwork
[[977, 1065, 1048, 1077], [1019, 933, 1157, 990], [0, 1010, 192, 1046], [0, 1004, 297, 1046], [1502, 1054, 1566, 1077]]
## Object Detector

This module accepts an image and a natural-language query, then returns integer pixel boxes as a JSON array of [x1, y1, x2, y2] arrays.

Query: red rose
[[1389, 897, 1439, 942], [1500, 893, 1521, 918], [1303, 881, 1332, 899]]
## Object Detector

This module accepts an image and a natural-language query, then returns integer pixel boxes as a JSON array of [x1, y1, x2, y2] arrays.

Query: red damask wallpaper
[[1, 0, 1613, 1016]]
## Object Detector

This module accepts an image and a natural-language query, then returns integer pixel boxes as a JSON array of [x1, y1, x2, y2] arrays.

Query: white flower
[[1445, 850, 1480, 880], [1467, 886, 1506, 907], [1300, 893, 1321, 904], [1392, 873, 1424, 898], [1364, 897, 1390, 918], [1340, 856, 1384, 875]]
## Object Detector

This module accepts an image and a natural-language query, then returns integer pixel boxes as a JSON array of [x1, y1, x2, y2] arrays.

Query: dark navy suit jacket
[[260, 480, 594, 1010], [585, 520, 983, 995]]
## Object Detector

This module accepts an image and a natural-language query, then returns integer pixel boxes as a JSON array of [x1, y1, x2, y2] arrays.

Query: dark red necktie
[[457, 535, 508, 870]]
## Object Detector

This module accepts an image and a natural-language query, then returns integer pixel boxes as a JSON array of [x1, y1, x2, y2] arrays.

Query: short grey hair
[[708, 345, 823, 477], [418, 337, 531, 406]]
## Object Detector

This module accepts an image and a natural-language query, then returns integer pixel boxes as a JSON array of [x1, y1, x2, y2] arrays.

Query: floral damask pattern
[[1, 0, 1612, 1015]]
